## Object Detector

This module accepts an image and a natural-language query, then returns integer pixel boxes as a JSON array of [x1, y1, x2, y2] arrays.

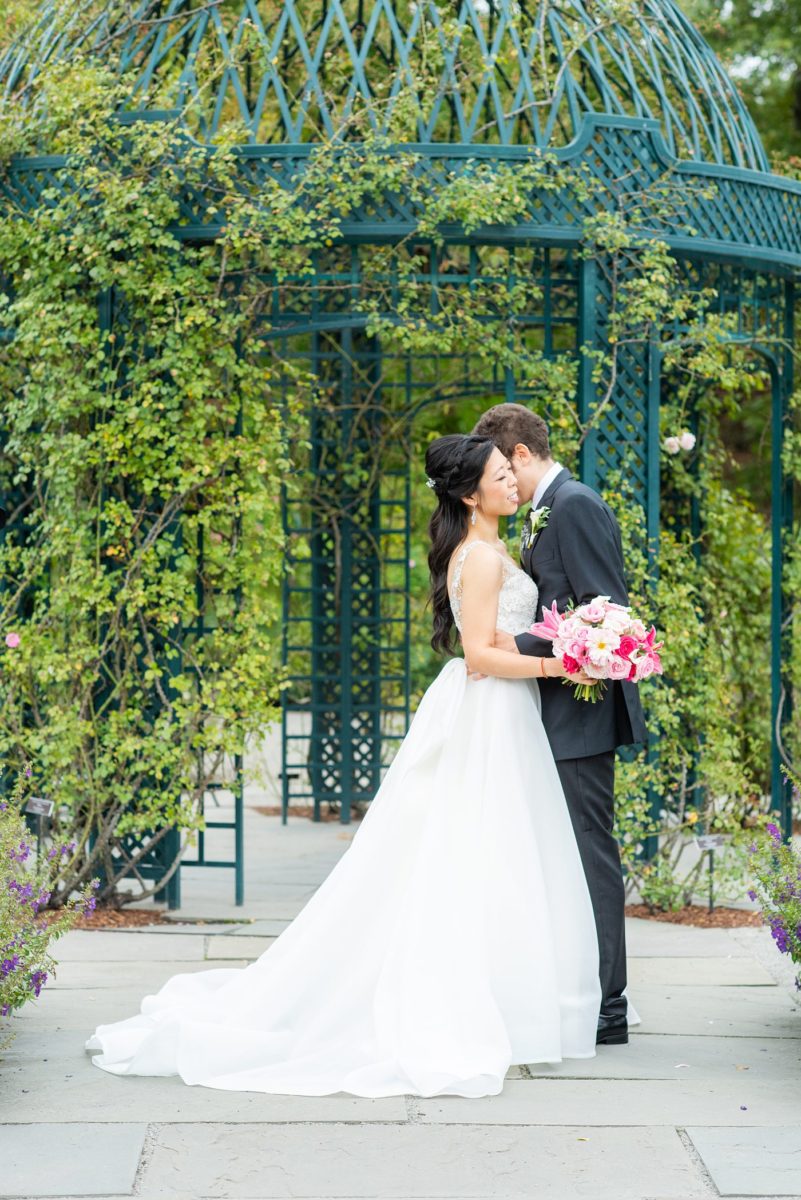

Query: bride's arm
[[459, 548, 569, 681]]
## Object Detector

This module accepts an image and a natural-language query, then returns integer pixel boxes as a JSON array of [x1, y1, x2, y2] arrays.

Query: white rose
[[604, 609, 631, 633], [663, 436, 680, 455], [679, 431, 696, 451]]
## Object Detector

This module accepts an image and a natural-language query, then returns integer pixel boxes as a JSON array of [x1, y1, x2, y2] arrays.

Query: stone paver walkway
[[1, 811, 800, 1199]]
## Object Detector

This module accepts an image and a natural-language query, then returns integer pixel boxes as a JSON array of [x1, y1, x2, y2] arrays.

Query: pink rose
[[616, 635, 638, 659], [607, 655, 632, 681], [635, 655, 656, 682], [554, 624, 587, 656], [4, 632, 20, 649], [566, 638, 590, 661], [555, 640, 585, 666], [629, 619, 647, 640], [577, 598, 608, 623], [562, 654, 581, 675]]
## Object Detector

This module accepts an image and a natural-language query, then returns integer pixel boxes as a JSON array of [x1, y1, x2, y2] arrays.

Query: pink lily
[[530, 601, 563, 641]]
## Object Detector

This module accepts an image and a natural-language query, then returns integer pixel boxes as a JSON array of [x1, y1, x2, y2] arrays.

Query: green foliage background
[[0, 66, 296, 902], [686, 0, 801, 165], [0, 1, 798, 911]]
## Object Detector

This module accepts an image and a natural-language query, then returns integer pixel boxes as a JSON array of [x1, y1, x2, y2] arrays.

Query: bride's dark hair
[[426, 434, 496, 655]]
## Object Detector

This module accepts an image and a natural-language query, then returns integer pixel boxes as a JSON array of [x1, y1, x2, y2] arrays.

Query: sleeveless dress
[[86, 542, 601, 1098]]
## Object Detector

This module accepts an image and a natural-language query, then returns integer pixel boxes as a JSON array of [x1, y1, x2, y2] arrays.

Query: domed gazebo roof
[[0, 0, 767, 171], [0, 3, 797, 870]]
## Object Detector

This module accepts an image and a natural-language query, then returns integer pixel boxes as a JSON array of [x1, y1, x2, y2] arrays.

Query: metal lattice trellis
[[0, 1, 798, 888]]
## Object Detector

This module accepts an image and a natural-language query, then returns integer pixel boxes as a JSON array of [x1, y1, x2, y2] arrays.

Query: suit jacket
[[516, 469, 647, 761]]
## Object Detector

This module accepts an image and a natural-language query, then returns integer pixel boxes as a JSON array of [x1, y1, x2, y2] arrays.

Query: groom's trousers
[[555, 750, 627, 1021]]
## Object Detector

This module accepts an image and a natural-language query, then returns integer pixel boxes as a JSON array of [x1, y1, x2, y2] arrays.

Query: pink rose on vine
[[663, 430, 696, 455]]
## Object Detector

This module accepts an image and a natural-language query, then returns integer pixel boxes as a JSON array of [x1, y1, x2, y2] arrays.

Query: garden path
[[1, 810, 800, 1200]]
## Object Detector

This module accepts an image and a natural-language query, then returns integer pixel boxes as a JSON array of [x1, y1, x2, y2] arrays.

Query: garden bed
[[50, 902, 767, 931], [42, 906, 175, 930], [625, 904, 763, 928]]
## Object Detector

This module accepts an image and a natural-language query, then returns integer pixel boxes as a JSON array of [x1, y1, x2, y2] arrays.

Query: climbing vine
[[0, 2, 797, 911]]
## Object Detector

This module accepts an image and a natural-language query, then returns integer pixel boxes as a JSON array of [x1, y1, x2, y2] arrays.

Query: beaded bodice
[[448, 541, 539, 636]]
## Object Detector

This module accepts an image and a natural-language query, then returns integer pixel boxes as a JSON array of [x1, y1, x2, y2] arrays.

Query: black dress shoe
[[596, 1014, 628, 1045]]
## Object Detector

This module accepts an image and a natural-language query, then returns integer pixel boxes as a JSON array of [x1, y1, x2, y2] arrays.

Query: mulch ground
[[57, 903, 765, 931], [625, 903, 763, 928], [43, 906, 185, 930]]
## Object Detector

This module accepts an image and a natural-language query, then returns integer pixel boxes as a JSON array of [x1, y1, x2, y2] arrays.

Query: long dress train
[[86, 542, 601, 1098]]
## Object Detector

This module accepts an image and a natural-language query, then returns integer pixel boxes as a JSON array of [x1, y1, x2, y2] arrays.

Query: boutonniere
[[521, 505, 550, 551], [529, 506, 550, 535]]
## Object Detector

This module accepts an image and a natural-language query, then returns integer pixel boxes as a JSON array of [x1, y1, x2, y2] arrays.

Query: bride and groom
[[87, 402, 646, 1099]]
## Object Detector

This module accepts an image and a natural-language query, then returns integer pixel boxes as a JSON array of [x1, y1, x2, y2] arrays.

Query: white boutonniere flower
[[521, 505, 550, 550], [529, 506, 550, 535]]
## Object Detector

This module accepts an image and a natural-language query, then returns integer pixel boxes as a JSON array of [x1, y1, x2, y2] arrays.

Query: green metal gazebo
[[1, 2, 797, 888]]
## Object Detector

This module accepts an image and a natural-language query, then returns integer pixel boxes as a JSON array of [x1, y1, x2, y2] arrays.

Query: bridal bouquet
[[529, 595, 663, 702]]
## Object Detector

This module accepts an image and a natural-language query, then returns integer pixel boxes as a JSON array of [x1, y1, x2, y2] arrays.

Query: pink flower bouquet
[[529, 595, 663, 702]]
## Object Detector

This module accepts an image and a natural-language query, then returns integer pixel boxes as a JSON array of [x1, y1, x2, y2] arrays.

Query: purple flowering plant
[[746, 787, 801, 990], [1, 765, 98, 1028]]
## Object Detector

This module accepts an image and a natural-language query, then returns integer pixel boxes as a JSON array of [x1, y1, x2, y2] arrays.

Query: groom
[[473, 403, 646, 1045]]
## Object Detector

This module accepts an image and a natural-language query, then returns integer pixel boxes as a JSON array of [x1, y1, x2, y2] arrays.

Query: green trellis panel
[[277, 245, 587, 821], [1, 1, 770, 170], [0, 0, 797, 851]]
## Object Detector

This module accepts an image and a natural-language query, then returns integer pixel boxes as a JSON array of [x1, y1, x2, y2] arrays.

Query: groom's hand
[[494, 630, 518, 654], [464, 659, 487, 682]]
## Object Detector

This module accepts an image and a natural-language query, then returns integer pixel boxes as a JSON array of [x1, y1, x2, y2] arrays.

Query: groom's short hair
[[473, 403, 551, 460]]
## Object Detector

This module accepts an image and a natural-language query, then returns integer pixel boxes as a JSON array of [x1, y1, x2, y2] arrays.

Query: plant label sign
[[24, 796, 54, 818], [696, 833, 728, 851]]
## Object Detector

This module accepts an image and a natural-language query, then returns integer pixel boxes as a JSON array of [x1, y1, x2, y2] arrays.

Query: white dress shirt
[[532, 461, 563, 510]]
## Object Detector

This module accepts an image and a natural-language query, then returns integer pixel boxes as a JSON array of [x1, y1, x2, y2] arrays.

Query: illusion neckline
[[451, 539, 517, 569], [448, 539, 519, 595]]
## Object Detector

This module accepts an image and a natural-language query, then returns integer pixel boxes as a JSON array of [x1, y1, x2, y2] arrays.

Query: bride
[[86, 433, 601, 1099]]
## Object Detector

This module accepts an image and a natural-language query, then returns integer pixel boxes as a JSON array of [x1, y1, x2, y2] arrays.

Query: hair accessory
[[425, 477, 437, 490]]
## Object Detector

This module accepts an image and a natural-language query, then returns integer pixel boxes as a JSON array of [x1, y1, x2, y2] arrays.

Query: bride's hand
[[547, 658, 598, 686]]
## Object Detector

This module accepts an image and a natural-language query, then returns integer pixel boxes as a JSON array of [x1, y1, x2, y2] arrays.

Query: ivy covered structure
[[0, 1, 797, 906]]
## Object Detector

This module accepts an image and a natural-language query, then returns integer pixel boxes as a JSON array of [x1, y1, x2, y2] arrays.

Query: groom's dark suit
[[515, 468, 646, 1022]]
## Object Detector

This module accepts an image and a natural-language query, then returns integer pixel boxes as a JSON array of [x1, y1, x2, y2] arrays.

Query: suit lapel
[[521, 468, 572, 570], [520, 518, 534, 573]]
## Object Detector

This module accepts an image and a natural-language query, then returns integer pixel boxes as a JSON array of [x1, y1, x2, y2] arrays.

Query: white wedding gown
[[86, 542, 602, 1098]]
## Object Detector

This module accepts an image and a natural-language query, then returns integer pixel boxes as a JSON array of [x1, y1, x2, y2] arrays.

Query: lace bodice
[[448, 541, 539, 636]]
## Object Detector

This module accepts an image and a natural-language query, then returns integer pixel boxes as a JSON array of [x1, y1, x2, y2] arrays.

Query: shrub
[[747, 816, 801, 989], [1, 767, 97, 1027]]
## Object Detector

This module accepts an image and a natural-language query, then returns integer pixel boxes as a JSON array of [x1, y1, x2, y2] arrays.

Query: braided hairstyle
[[425, 434, 496, 654]]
